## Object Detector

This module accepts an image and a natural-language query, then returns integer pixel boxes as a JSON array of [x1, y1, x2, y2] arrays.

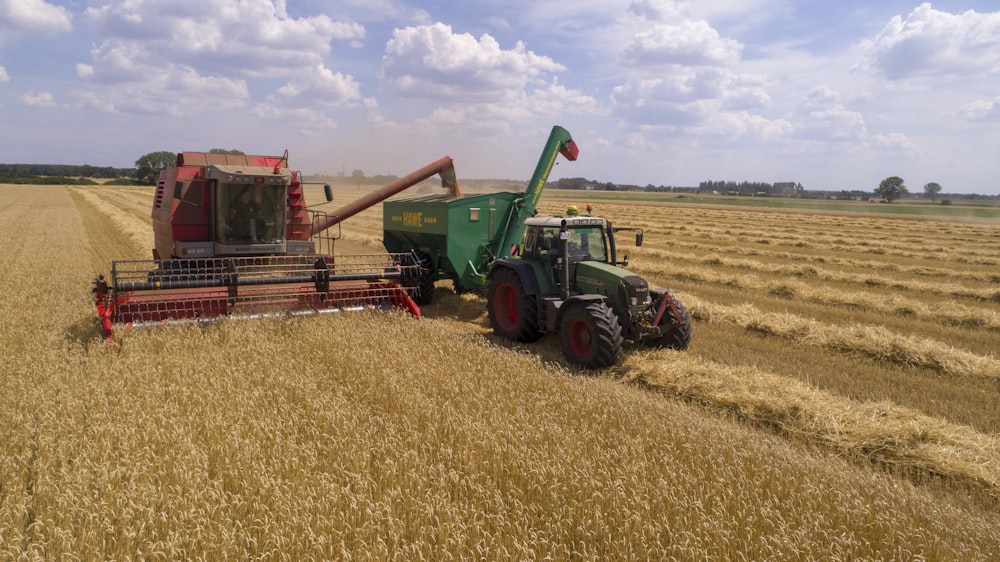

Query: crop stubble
[[0, 184, 997, 560]]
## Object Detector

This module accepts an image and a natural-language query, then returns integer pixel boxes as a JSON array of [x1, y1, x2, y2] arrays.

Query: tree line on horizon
[[1, 154, 995, 200], [0, 163, 136, 185], [555, 176, 804, 195]]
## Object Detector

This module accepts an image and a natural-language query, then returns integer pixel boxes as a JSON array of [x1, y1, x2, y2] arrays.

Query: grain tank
[[382, 126, 578, 302]]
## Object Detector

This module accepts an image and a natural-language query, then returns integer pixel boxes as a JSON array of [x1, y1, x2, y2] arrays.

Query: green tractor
[[383, 125, 691, 368], [486, 209, 691, 369]]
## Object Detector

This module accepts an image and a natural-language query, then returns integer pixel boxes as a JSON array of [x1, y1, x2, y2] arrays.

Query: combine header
[[93, 151, 457, 341]]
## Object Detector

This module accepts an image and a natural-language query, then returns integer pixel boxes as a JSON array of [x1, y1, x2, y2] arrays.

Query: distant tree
[[875, 176, 908, 202], [208, 148, 246, 155], [351, 169, 365, 184], [923, 182, 942, 201], [135, 151, 177, 185]]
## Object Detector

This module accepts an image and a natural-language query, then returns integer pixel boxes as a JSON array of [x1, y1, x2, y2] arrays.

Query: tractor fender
[[553, 294, 609, 328], [487, 259, 542, 296]]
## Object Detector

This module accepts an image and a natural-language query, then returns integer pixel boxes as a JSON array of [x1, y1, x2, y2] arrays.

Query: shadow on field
[[65, 315, 103, 346], [417, 283, 645, 375], [416, 285, 489, 324]]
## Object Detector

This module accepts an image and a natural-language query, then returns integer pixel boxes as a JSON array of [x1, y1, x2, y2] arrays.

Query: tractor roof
[[525, 216, 608, 228]]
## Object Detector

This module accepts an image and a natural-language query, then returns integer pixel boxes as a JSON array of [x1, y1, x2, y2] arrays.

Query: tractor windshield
[[216, 182, 287, 244], [567, 226, 608, 263]]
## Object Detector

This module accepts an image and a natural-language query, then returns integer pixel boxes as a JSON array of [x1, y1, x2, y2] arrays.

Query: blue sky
[[1, 1, 998, 194]]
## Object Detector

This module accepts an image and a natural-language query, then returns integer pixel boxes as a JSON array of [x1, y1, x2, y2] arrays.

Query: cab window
[[567, 227, 608, 263], [216, 182, 287, 244]]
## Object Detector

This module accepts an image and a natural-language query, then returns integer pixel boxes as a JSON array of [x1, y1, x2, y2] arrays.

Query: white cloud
[[74, 64, 248, 115], [0, 65, 9, 83], [384, 80, 598, 137], [485, 82, 599, 123], [252, 64, 363, 124], [698, 111, 792, 141], [621, 20, 742, 67], [611, 12, 779, 139], [66, 0, 368, 117], [871, 132, 915, 152], [628, 0, 684, 23], [794, 105, 868, 141], [82, 0, 363, 79], [18, 90, 55, 107], [860, 3, 1000, 80], [611, 75, 710, 128], [0, 0, 72, 33], [801, 86, 842, 108], [959, 97, 1000, 121], [380, 22, 565, 101]]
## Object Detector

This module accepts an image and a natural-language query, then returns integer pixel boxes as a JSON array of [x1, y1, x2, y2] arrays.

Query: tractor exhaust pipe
[[559, 219, 570, 300]]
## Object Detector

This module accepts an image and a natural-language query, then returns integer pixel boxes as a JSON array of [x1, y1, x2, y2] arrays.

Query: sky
[[1, 1, 999, 194]]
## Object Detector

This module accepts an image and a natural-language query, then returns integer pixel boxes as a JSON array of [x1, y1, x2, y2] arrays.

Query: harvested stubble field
[[1, 183, 998, 560]]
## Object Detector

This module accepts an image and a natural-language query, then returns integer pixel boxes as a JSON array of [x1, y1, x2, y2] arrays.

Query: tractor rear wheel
[[647, 294, 692, 350], [559, 301, 623, 369], [487, 267, 541, 342]]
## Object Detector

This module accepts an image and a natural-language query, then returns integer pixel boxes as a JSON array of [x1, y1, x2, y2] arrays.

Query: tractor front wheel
[[646, 294, 692, 350], [487, 267, 541, 342], [559, 301, 623, 369]]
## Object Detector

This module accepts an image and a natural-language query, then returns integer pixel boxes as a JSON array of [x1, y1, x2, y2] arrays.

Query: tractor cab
[[523, 216, 614, 266]]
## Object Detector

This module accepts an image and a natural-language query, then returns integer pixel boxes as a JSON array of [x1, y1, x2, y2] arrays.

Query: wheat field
[[1, 183, 997, 560]]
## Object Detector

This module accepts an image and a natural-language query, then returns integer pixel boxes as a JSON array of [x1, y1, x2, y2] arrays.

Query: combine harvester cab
[[93, 151, 459, 342]]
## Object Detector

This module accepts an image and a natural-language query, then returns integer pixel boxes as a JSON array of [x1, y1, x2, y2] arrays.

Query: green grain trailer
[[383, 191, 520, 300], [383, 125, 578, 303]]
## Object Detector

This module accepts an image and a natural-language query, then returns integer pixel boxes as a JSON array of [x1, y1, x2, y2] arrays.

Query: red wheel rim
[[494, 282, 519, 331], [568, 318, 592, 355]]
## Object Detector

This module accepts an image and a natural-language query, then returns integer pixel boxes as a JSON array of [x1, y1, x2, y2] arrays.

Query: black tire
[[559, 301, 623, 369], [647, 294, 692, 350], [410, 251, 436, 305], [486, 267, 541, 342]]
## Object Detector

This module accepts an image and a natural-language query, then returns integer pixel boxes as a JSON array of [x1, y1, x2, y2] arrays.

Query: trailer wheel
[[487, 267, 540, 342], [411, 251, 436, 305], [646, 294, 692, 350], [560, 301, 623, 369]]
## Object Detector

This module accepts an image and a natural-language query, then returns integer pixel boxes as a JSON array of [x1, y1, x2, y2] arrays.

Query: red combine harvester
[[93, 150, 458, 342]]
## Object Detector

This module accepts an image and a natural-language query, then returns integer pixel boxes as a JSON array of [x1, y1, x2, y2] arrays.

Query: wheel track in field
[[639, 238, 1000, 283], [97, 188, 154, 224], [68, 188, 145, 273], [641, 265, 1000, 332], [641, 244, 1000, 297], [678, 294, 1000, 380]]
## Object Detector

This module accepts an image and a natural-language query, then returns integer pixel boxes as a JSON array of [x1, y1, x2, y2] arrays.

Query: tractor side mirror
[[635, 231, 643, 247], [540, 234, 553, 250], [323, 184, 333, 202]]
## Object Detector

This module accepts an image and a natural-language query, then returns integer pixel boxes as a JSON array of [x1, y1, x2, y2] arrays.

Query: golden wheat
[[1, 184, 998, 560]]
